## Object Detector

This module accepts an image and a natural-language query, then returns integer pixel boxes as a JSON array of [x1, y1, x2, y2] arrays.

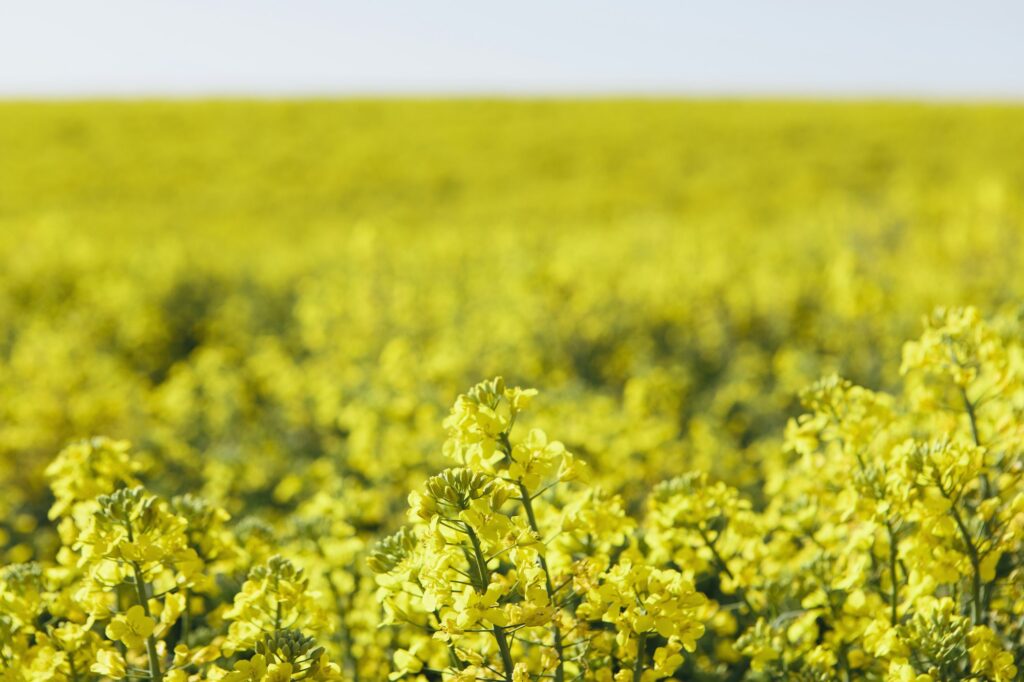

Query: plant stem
[[960, 387, 994, 499], [124, 515, 162, 682], [446, 640, 466, 671], [273, 570, 283, 633], [131, 562, 164, 682], [961, 387, 982, 448], [517, 480, 565, 682], [633, 632, 647, 682], [944, 494, 985, 625], [885, 520, 900, 626], [324, 569, 359, 682], [315, 538, 360, 682], [696, 526, 755, 613], [466, 526, 514, 681], [180, 587, 190, 645]]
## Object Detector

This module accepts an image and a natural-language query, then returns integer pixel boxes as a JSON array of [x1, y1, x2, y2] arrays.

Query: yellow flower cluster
[[0, 101, 1023, 680], [371, 377, 705, 680], [0, 438, 348, 681]]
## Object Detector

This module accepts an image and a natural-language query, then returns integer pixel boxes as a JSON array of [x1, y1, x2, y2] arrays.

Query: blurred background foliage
[[0, 99, 1022, 561]]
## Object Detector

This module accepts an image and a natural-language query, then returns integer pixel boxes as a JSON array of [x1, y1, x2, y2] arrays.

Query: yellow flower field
[[0, 100, 1022, 680]]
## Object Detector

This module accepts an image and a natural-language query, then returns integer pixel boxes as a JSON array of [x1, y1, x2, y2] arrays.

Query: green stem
[[633, 632, 647, 682], [517, 481, 565, 682], [885, 520, 900, 626], [273, 571, 282, 633], [324, 570, 359, 681], [946, 342, 992, 499], [492, 625, 516, 682], [696, 526, 755, 613], [960, 387, 993, 500], [466, 526, 514, 681], [180, 587, 190, 646], [961, 387, 982, 448], [446, 640, 466, 671], [315, 538, 360, 682], [839, 647, 852, 682], [131, 562, 164, 682], [943, 493, 985, 625], [125, 515, 162, 682]]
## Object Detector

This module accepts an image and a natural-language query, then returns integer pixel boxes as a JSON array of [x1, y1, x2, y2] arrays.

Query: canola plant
[[0, 100, 1022, 680]]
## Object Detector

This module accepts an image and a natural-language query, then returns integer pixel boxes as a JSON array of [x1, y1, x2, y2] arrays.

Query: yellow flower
[[105, 605, 155, 649], [156, 591, 186, 638], [389, 648, 423, 680], [91, 649, 127, 678], [266, 663, 293, 682], [969, 625, 1018, 682], [887, 660, 932, 682], [224, 654, 268, 682]]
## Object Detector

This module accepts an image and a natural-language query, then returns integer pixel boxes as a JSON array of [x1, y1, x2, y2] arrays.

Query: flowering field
[[0, 100, 1023, 680]]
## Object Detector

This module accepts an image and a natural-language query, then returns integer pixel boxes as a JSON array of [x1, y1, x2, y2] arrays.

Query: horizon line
[[3, 90, 1024, 105]]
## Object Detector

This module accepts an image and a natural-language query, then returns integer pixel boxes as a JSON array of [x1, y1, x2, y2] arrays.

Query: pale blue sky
[[2, 0, 1022, 98]]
